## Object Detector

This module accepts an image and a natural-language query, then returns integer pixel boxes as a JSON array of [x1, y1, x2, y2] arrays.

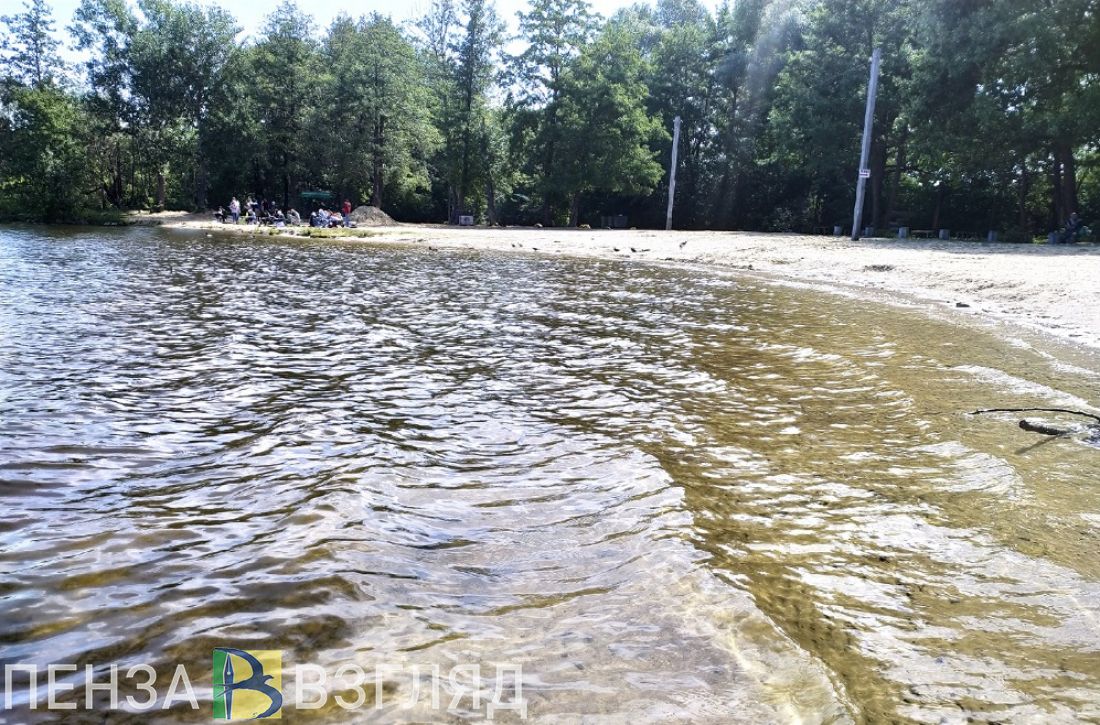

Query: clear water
[[1, 226, 1099, 723]]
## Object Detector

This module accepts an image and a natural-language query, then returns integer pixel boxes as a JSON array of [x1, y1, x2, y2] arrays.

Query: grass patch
[[294, 227, 386, 239]]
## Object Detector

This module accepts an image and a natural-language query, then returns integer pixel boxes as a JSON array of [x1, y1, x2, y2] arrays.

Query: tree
[[316, 14, 438, 210], [1, 0, 89, 222], [0, 85, 93, 220], [509, 0, 596, 224], [126, 0, 239, 209], [555, 15, 666, 225], [768, 0, 914, 231], [446, 0, 504, 222], [0, 0, 65, 88], [248, 1, 318, 209], [646, 0, 721, 228], [913, 0, 1100, 233]]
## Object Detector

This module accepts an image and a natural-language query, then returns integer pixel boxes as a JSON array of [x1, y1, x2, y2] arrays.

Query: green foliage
[[2, 0, 1099, 232], [0, 85, 93, 221], [507, 0, 596, 223], [312, 14, 439, 210], [1, 0, 66, 87], [555, 17, 666, 222]]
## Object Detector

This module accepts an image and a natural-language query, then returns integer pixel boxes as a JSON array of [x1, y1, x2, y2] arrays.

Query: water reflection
[[1, 226, 1098, 723]]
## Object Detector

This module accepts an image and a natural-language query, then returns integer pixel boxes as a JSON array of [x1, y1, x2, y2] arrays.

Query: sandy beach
[[143, 211, 1100, 358]]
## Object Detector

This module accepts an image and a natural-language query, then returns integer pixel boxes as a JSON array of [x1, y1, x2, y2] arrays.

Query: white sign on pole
[[859, 169, 871, 179]]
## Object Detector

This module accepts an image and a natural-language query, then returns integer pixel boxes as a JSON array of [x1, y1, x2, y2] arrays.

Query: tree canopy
[[0, 0, 1097, 236]]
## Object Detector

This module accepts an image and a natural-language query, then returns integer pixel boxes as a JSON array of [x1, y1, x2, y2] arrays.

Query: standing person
[[342, 199, 352, 228], [229, 197, 240, 224]]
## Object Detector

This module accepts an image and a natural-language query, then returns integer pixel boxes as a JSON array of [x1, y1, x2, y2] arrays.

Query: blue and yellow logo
[[212, 648, 283, 720]]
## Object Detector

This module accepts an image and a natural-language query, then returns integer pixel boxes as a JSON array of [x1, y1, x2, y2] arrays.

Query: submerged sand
[[141, 211, 1100, 357]]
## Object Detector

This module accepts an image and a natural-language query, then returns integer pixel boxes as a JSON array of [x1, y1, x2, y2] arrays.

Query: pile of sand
[[350, 205, 396, 226]]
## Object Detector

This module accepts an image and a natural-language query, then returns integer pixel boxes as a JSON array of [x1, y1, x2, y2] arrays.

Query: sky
[[44, 0, 723, 46]]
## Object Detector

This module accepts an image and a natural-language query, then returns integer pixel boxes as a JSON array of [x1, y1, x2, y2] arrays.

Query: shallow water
[[1, 225, 1099, 723]]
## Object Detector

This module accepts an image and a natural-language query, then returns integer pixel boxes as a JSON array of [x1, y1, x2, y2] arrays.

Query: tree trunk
[[568, 193, 580, 227], [1050, 150, 1064, 228], [194, 152, 208, 211], [111, 140, 123, 207], [282, 150, 290, 212], [486, 177, 498, 226], [458, 124, 471, 219], [372, 117, 385, 209], [931, 182, 945, 230], [870, 138, 887, 230], [540, 105, 559, 226], [1017, 164, 1030, 232], [447, 185, 457, 225], [372, 166, 383, 209], [885, 131, 907, 227], [155, 169, 166, 211], [1058, 142, 1077, 217]]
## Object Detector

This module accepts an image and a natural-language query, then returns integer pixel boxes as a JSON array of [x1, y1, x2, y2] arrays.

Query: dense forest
[[0, 0, 1097, 237]]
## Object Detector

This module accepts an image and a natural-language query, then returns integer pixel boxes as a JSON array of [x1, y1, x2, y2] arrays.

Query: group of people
[[214, 196, 354, 228], [309, 201, 354, 228], [1059, 212, 1091, 244]]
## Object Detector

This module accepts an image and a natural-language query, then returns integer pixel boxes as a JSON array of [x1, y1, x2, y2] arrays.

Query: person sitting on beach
[[213, 207, 227, 223], [287, 209, 301, 226], [1061, 212, 1086, 243], [246, 208, 257, 225]]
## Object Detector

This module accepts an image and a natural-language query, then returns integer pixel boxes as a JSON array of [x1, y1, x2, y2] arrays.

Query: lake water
[[2, 225, 1099, 723]]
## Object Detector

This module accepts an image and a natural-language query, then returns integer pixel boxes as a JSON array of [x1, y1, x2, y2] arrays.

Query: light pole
[[666, 115, 681, 231], [851, 48, 882, 240]]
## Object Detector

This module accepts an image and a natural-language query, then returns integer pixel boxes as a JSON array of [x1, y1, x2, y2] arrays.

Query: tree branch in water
[[971, 408, 1100, 425]]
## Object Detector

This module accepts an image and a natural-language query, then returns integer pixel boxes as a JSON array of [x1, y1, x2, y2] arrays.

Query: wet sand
[[145, 211, 1100, 357]]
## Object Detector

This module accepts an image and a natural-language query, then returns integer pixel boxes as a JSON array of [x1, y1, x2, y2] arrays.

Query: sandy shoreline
[[142, 211, 1100, 359]]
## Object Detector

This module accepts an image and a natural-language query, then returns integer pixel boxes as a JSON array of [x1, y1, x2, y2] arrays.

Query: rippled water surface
[[2, 225, 1100, 723]]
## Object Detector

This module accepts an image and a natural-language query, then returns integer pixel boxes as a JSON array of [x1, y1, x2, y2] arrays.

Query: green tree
[[248, 1, 319, 209], [509, 0, 596, 224], [1, 0, 91, 221], [555, 15, 666, 225], [446, 0, 504, 222], [128, 0, 239, 209], [913, 0, 1100, 234], [0, 85, 93, 220], [646, 0, 721, 228], [317, 14, 438, 210], [0, 0, 65, 88], [768, 0, 915, 231]]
